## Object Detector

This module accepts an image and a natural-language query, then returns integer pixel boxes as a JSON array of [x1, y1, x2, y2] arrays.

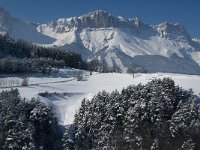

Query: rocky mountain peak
[[39, 10, 192, 42], [157, 22, 191, 41], [192, 38, 200, 43], [83, 10, 111, 18], [78, 10, 119, 28], [45, 10, 148, 31], [0, 7, 9, 16], [0, 7, 11, 26], [132, 17, 144, 27]]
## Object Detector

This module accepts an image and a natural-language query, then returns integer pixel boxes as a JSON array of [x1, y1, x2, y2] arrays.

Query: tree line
[[0, 57, 65, 74], [0, 34, 87, 74]]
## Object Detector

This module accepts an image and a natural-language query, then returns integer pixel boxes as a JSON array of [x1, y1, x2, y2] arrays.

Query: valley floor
[[1, 72, 200, 125]]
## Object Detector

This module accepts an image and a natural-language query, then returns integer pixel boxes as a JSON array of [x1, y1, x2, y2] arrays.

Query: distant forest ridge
[[0, 34, 88, 74]]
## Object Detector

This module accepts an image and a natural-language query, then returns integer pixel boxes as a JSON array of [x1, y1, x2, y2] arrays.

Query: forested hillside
[[63, 78, 200, 150], [0, 35, 87, 74]]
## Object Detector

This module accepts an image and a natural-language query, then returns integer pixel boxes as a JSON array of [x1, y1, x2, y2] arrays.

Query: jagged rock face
[[156, 22, 191, 41], [78, 10, 132, 28], [192, 38, 200, 43], [0, 8, 8, 24], [41, 11, 191, 42], [0, 7, 13, 32], [192, 38, 200, 51], [44, 10, 150, 32]]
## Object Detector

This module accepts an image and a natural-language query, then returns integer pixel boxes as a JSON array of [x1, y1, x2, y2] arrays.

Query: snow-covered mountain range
[[1, 8, 200, 74]]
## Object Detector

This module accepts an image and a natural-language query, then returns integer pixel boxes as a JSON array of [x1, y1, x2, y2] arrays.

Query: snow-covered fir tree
[[0, 89, 60, 150], [63, 78, 200, 150]]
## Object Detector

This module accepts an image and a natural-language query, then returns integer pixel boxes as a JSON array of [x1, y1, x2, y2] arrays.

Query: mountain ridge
[[38, 10, 191, 41], [0, 8, 200, 74]]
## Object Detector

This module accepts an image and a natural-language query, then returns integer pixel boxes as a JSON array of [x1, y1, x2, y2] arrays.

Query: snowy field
[[1, 72, 200, 125]]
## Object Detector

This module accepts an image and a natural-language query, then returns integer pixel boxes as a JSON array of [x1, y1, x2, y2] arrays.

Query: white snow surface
[[37, 26, 200, 72], [0, 8, 55, 44], [38, 26, 194, 59], [1, 71, 200, 125], [80, 28, 188, 58], [37, 25, 77, 46]]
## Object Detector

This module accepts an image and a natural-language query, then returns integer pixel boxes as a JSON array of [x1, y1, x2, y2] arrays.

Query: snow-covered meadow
[[1, 71, 200, 125]]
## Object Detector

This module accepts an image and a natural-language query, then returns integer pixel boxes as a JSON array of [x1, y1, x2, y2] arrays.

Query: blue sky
[[0, 0, 199, 38]]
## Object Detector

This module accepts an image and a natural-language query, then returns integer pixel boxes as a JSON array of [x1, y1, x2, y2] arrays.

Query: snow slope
[[0, 7, 55, 44], [1, 72, 200, 125]]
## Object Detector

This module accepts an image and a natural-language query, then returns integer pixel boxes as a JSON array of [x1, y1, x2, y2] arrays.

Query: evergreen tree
[[64, 78, 200, 150], [0, 89, 60, 150]]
